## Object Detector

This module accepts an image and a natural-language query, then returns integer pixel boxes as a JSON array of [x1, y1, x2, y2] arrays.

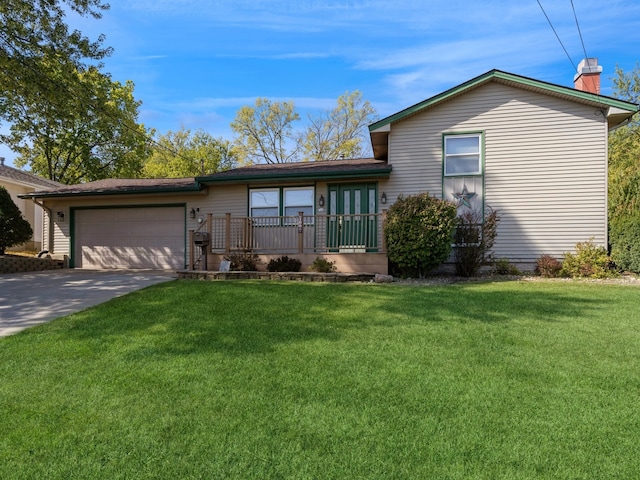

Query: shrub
[[560, 239, 618, 279], [609, 215, 640, 273], [0, 186, 33, 255], [267, 255, 302, 272], [535, 255, 562, 278], [224, 251, 261, 271], [383, 193, 457, 278], [309, 256, 336, 273], [494, 258, 520, 275], [453, 208, 500, 277]]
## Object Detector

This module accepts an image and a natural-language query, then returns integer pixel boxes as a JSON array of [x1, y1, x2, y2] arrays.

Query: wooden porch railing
[[201, 212, 385, 255]]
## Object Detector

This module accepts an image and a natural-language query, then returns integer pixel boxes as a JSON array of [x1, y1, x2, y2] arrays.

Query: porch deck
[[189, 213, 388, 273]]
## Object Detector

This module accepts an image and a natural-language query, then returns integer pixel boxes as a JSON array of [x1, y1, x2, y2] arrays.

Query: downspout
[[30, 197, 53, 253]]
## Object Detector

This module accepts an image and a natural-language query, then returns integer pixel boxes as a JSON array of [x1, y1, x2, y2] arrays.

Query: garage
[[73, 206, 186, 269]]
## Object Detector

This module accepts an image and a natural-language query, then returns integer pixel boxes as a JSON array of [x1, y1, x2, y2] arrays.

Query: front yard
[[1, 280, 639, 479]]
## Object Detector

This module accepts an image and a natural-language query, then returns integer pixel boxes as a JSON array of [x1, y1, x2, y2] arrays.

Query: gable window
[[444, 134, 482, 176]]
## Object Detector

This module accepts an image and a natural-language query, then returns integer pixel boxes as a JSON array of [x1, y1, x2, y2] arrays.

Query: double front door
[[327, 183, 378, 252]]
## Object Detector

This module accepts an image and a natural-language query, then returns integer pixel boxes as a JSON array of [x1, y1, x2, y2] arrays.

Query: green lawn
[[1, 280, 639, 479]]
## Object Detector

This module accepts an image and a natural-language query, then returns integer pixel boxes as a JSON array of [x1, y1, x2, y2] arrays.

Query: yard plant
[[1, 280, 639, 479]]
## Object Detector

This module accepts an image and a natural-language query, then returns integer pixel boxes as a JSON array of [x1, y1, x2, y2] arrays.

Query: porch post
[[188, 229, 194, 269], [381, 209, 387, 253], [298, 211, 304, 254], [225, 213, 231, 254]]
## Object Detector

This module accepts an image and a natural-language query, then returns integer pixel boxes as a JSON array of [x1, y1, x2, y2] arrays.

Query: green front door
[[327, 183, 378, 251]]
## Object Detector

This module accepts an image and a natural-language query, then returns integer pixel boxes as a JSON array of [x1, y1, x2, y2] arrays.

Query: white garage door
[[74, 206, 186, 269]]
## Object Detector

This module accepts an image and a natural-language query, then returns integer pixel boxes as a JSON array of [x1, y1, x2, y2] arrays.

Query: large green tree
[[608, 63, 640, 272], [231, 98, 301, 164], [0, 0, 111, 130], [230, 92, 378, 164], [143, 127, 238, 178], [302, 91, 377, 161], [8, 67, 150, 184]]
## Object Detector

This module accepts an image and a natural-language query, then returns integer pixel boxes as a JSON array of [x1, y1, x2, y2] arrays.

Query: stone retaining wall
[[0, 255, 68, 274], [177, 270, 375, 282]]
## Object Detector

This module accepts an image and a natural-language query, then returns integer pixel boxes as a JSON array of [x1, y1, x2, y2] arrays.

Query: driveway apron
[[0, 270, 176, 337]]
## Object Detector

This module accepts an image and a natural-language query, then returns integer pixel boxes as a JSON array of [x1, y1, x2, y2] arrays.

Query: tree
[[143, 127, 238, 178], [0, 186, 33, 255], [231, 98, 301, 164], [383, 193, 458, 278], [302, 91, 377, 161], [6, 67, 151, 184], [0, 0, 111, 130], [608, 63, 640, 272]]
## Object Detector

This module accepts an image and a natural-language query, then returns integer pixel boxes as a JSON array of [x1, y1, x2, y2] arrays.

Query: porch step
[[176, 270, 376, 283]]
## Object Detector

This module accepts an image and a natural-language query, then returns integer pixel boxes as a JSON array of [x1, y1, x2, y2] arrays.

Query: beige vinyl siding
[[385, 82, 608, 263]]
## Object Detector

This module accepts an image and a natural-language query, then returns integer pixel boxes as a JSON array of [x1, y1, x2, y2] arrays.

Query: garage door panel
[[74, 207, 185, 270]]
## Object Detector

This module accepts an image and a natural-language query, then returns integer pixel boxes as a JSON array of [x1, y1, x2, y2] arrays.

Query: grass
[[1, 279, 639, 479]]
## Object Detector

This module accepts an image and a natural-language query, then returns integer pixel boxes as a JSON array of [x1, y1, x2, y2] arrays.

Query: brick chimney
[[574, 58, 602, 94]]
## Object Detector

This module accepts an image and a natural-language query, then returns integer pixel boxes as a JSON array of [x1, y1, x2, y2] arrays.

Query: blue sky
[[2, 0, 640, 168]]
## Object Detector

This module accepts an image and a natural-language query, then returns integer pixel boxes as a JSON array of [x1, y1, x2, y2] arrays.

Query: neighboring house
[[0, 158, 62, 251], [20, 59, 639, 273]]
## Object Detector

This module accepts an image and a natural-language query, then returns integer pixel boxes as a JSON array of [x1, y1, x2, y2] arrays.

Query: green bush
[[609, 215, 640, 273], [561, 239, 618, 279], [0, 186, 33, 255], [494, 258, 520, 275], [383, 193, 457, 278], [309, 256, 336, 273], [224, 251, 261, 271], [267, 256, 302, 272], [453, 208, 500, 277], [535, 255, 562, 278]]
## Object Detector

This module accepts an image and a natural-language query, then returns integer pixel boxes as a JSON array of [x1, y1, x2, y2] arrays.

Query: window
[[249, 187, 314, 225], [444, 134, 482, 176], [284, 188, 314, 217]]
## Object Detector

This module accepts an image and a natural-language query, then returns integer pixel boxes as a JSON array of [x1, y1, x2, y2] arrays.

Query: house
[[0, 158, 62, 251], [20, 59, 639, 273]]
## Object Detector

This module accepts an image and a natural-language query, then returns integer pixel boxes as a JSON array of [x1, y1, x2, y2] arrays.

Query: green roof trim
[[18, 184, 203, 199], [197, 167, 392, 184], [369, 69, 639, 131]]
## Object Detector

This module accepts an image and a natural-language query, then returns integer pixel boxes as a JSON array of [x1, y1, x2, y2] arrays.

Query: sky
[[2, 0, 640, 168]]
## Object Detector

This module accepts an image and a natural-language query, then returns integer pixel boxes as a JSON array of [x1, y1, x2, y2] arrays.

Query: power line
[[536, 0, 577, 71], [570, 0, 589, 62]]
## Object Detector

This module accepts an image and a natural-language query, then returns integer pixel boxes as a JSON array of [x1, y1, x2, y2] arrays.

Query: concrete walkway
[[0, 270, 176, 337]]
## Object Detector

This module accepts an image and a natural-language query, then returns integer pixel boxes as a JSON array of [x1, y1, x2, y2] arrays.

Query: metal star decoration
[[453, 184, 476, 209]]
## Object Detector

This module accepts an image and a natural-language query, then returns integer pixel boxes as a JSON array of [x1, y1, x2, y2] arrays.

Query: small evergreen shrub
[[453, 208, 500, 277], [384, 193, 458, 278], [609, 215, 640, 273], [309, 256, 336, 273], [224, 251, 261, 271], [267, 255, 302, 272], [0, 186, 33, 255], [535, 255, 562, 278], [494, 258, 520, 275], [560, 239, 618, 279]]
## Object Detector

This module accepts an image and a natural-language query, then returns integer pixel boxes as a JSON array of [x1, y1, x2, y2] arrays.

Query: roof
[[19, 159, 391, 199], [197, 158, 391, 184], [0, 164, 63, 190], [369, 69, 640, 160], [20, 177, 203, 199]]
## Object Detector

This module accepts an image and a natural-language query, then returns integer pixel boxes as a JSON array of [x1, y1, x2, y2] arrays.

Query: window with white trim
[[249, 187, 314, 225], [444, 134, 482, 176]]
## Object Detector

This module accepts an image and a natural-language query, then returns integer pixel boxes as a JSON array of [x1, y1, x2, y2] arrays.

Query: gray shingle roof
[[0, 164, 63, 189]]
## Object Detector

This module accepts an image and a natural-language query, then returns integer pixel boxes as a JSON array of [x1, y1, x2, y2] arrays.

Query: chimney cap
[[574, 58, 602, 81]]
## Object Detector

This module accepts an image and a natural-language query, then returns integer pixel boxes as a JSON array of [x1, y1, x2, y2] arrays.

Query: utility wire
[[570, 0, 589, 62], [536, 0, 577, 72]]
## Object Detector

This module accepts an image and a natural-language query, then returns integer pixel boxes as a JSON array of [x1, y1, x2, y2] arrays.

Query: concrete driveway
[[0, 270, 176, 337]]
